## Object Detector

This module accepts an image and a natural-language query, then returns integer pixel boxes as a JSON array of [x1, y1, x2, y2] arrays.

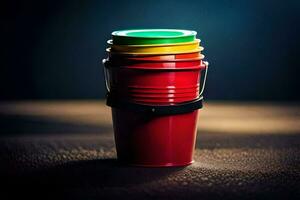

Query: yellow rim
[[106, 46, 204, 55], [109, 40, 201, 54]]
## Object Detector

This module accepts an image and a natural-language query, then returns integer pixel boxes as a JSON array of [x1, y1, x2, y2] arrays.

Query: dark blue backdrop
[[2, 0, 300, 100]]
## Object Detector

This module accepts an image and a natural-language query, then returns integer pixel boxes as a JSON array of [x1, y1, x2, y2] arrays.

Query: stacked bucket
[[103, 29, 208, 167]]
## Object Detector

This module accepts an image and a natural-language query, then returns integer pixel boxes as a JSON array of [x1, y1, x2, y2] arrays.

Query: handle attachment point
[[102, 58, 110, 93]]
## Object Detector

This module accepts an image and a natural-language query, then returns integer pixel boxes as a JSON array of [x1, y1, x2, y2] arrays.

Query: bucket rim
[[106, 58, 203, 65], [108, 55, 205, 62], [108, 39, 200, 47], [106, 47, 203, 56], [106, 64, 205, 71], [112, 29, 197, 39], [104, 59, 206, 70], [109, 52, 201, 58], [109, 42, 201, 54]]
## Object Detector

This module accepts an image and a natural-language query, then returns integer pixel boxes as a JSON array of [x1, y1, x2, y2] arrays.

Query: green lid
[[111, 29, 197, 45]]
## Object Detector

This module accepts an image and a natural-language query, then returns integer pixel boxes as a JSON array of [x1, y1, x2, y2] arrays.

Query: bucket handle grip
[[199, 61, 209, 97], [107, 93, 203, 115]]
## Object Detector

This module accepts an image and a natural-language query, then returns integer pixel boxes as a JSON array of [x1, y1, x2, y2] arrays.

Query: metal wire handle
[[199, 61, 209, 96], [102, 58, 110, 93]]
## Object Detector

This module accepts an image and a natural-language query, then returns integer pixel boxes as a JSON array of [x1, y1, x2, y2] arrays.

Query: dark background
[[1, 0, 300, 101]]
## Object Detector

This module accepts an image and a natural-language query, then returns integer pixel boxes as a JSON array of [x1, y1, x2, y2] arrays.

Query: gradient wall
[[2, 0, 299, 100]]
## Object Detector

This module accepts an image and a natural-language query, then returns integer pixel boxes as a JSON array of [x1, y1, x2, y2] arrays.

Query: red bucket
[[103, 59, 209, 167], [105, 60, 205, 103], [128, 97, 199, 105], [128, 91, 199, 98], [108, 59, 203, 69], [126, 85, 199, 94], [109, 52, 204, 62], [114, 90, 200, 105], [107, 95, 203, 166]]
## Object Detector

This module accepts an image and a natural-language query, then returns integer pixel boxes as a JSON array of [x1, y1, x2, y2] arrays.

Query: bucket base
[[112, 108, 199, 168], [118, 159, 194, 167]]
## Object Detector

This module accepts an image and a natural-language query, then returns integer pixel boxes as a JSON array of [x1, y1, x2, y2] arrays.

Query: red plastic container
[[105, 59, 205, 105], [109, 69, 201, 87], [129, 98, 199, 105], [112, 108, 199, 166], [126, 85, 199, 94], [108, 59, 203, 69], [109, 52, 204, 62], [114, 89, 199, 105], [128, 91, 199, 98], [103, 57, 208, 167], [107, 65, 205, 96]]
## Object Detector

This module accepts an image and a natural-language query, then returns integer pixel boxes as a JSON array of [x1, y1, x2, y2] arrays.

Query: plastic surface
[[125, 85, 199, 94], [107, 94, 203, 115], [112, 29, 197, 45], [108, 71, 202, 104], [111, 89, 200, 105], [109, 53, 204, 62], [109, 39, 201, 54], [103, 29, 208, 167], [112, 108, 199, 166], [108, 39, 200, 47], [127, 91, 199, 98], [107, 59, 203, 69], [123, 96, 200, 105], [104, 59, 206, 104], [106, 47, 203, 56]]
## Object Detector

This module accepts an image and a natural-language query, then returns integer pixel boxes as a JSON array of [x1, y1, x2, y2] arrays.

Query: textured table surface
[[0, 101, 300, 200]]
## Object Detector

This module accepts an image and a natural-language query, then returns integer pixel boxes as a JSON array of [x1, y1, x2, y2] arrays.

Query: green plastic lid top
[[111, 29, 197, 45]]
